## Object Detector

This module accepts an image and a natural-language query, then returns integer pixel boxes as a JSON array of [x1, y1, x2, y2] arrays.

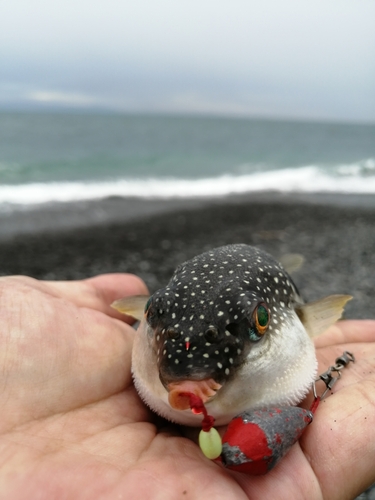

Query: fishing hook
[[312, 351, 355, 400]]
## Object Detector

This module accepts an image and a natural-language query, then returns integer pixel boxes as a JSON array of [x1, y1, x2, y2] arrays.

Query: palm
[[0, 276, 374, 499]]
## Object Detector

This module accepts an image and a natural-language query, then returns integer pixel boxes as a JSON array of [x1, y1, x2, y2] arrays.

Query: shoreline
[[1, 191, 375, 242]]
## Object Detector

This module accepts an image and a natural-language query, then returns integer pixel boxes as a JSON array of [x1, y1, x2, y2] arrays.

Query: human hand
[[0, 275, 374, 500]]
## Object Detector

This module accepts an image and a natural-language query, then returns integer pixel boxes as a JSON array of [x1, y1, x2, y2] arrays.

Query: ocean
[[0, 112, 375, 211]]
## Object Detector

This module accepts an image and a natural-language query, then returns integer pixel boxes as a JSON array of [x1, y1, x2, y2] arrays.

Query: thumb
[[47, 273, 149, 321]]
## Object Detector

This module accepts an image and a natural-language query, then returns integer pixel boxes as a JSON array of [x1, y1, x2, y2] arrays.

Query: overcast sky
[[1, 0, 374, 122]]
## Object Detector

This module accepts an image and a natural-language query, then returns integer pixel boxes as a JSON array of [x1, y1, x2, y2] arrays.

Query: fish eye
[[248, 303, 270, 342], [255, 303, 270, 332], [145, 297, 161, 327]]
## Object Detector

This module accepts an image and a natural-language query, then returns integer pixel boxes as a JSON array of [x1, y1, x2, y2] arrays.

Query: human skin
[[0, 274, 374, 500]]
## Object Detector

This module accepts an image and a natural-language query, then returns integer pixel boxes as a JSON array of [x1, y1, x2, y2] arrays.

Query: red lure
[[190, 351, 354, 475]]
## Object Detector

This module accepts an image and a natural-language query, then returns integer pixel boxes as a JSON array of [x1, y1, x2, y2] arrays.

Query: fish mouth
[[167, 378, 222, 411]]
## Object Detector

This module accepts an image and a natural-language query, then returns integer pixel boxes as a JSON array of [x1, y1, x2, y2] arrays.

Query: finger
[[300, 377, 375, 500], [46, 273, 149, 322], [0, 278, 139, 430], [303, 339, 375, 411], [314, 320, 375, 348], [85, 273, 149, 321], [1, 274, 148, 322]]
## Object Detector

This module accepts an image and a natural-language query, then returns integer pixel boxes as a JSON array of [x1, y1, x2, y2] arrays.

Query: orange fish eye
[[253, 303, 270, 335]]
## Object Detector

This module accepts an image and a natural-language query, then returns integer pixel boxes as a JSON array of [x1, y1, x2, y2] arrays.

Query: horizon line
[[0, 106, 374, 127]]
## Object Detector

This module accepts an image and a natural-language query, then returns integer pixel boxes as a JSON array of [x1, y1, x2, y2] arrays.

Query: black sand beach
[[0, 192, 374, 319]]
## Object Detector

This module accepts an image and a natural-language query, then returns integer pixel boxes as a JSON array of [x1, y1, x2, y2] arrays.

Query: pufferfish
[[112, 244, 351, 427]]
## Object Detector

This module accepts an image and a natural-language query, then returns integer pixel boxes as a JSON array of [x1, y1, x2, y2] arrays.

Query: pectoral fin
[[279, 253, 305, 274], [296, 294, 352, 338], [111, 295, 149, 321]]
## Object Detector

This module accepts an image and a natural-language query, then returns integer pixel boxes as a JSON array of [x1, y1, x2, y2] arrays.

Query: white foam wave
[[0, 164, 375, 209]]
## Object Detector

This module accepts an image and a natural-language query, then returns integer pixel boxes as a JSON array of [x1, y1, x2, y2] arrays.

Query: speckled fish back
[[147, 244, 303, 383]]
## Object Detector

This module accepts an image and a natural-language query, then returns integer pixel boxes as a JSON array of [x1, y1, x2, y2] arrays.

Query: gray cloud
[[0, 0, 374, 121]]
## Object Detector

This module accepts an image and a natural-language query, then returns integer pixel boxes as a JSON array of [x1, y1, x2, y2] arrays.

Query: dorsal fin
[[279, 253, 305, 274], [111, 295, 149, 321], [296, 294, 352, 338]]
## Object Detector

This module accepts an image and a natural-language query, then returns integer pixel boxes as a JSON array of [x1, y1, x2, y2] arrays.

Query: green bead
[[198, 427, 222, 460]]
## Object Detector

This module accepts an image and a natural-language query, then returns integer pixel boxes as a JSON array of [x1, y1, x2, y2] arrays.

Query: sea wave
[[0, 163, 374, 210]]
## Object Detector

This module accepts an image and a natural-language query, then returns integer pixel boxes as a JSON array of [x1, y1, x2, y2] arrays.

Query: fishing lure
[[193, 351, 354, 474]]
